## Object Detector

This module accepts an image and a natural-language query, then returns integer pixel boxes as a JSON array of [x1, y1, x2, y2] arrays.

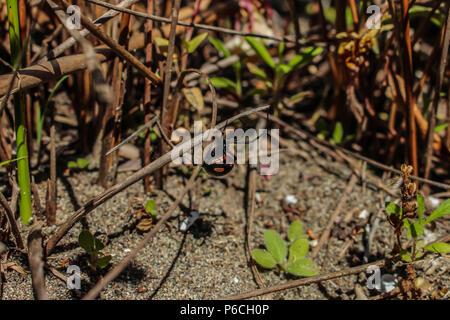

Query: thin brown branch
[[0, 47, 112, 99], [311, 174, 358, 258], [31, 178, 43, 216], [9, 180, 19, 217], [158, 0, 182, 189], [106, 115, 159, 156], [245, 119, 266, 289], [0, 191, 24, 249], [27, 223, 48, 300], [46, 0, 113, 105], [45, 124, 57, 224], [424, 2, 450, 182], [144, 0, 154, 193], [220, 259, 390, 300], [395, 0, 419, 175], [287, 0, 301, 49], [155, 120, 175, 148], [98, 10, 132, 187]]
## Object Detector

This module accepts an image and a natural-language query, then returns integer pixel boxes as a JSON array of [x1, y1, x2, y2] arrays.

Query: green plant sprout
[[78, 230, 111, 272], [386, 196, 450, 262], [251, 220, 319, 277], [0, 156, 26, 168], [145, 199, 158, 218], [208, 36, 243, 98], [182, 32, 209, 55], [332, 122, 344, 145], [315, 119, 354, 146], [67, 158, 90, 170]]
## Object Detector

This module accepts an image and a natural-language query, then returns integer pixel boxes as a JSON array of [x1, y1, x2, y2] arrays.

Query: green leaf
[[150, 132, 158, 142], [243, 88, 268, 99], [409, 5, 444, 28], [278, 41, 285, 60], [434, 123, 448, 133], [183, 32, 208, 54], [288, 47, 323, 69], [332, 122, 343, 144], [386, 202, 402, 216], [404, 219, 424, 239], [251, 249, 277, 269], [68, 158, 89, 170], [275, 63, 292, 78], [145, 199, 156, 213], [145, 200, 158, 217], [245, 36, 275, 69], [289, 91, 311, 104], [289, 238, 309, 263], [417, 194, 424, 223], [248, 64, 268, 81], [155, 37, 179, 63], [149, 209, 158, 218], [79, 230, 95, 253], [210, 77, 237, 91], [288, 220, 304, 242], [400, 250, 412, 262], [182, 87, 204, 111], [94, 237, 105, 252], [286, 258, 319, 277], [96, 255, 112, 269], [76, 158, 89, 169], [425, 199, 450, 225], [264, 230, 287, 264], [208, 36, 231, 57], [67, 161, 77, 169], [423, 242, 450, 254]]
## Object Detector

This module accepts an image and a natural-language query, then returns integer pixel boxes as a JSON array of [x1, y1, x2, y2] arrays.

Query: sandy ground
[[1, 146, 449, 300]]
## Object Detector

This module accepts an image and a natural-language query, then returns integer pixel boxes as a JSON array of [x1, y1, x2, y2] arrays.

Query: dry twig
[[311, 175, 358, 258], [220, 259, 390, 300], [27, 223, 48, 300]]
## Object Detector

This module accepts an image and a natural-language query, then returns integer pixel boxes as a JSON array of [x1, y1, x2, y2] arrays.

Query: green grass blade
[[245, 36, 275, 69], [7, 0, 32, 225]]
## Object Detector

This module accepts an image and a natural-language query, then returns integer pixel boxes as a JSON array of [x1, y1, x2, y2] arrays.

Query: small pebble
[[309, 239, 318, 247], [427, 196, 442, 209], [137, 286, 147, 293], [285, 194, 298, 205], [358, 209, 369, 219]]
